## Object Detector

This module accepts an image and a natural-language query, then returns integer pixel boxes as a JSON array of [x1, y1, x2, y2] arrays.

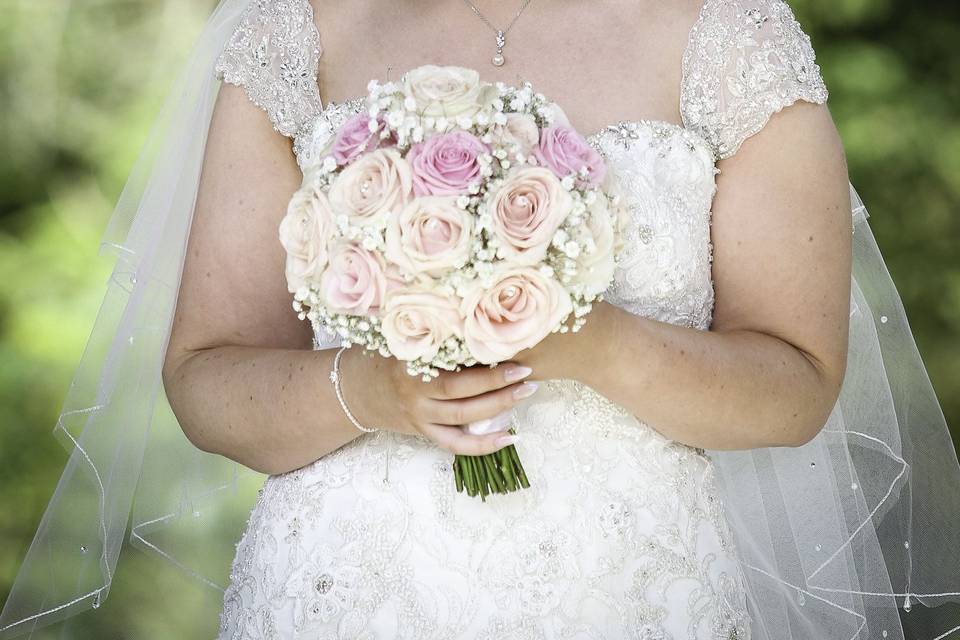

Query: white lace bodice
[[213, 1, 829, 638]]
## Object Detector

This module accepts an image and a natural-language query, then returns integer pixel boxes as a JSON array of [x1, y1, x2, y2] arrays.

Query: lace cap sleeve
[[214, 0, 323, 138], [680, 0, 829, 160]]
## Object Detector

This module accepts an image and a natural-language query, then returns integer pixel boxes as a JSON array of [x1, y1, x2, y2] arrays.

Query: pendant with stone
[[492, 30, 506, 67]]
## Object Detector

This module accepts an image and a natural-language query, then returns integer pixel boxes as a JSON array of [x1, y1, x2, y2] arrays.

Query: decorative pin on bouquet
[[279, 65, 626, 500]]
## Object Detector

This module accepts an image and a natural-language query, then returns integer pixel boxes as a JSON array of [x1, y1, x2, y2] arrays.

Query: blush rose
[[460, 266, 573, 365], [319, 242, 389, 316], [488, 167, 573, 266], [329, 148, 414, 228], [385, 196, 474, 279], [380, 288, 464, 362]]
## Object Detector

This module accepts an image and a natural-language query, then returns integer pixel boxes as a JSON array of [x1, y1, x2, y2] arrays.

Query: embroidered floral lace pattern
[[680, 0, 829, 159], [213, 0, 829, 637], [213, 0, 322, 138]]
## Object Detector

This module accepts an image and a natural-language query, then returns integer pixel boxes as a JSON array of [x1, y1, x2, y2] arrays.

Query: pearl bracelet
[[329, 346, 379, 434]]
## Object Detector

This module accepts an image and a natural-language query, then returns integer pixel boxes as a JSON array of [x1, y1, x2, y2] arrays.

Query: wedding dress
[[4, 0, 960, 639], [213, 0, 822, 637]]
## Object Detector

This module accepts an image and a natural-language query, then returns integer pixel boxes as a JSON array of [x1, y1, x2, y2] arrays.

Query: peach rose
[[489, 112, 540, 157], [403, 65, 487, 118], [278, 184, 335, 293], [460, 266, 573, 364], [319, 242, 388, 316], [385, 196, 473, 279], [488, 167, 573, 265], [380, 288, 464, 362], [328, 148, 413, 228]]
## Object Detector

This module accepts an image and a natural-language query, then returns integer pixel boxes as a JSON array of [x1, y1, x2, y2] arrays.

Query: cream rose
[[328, 148, 413, 228], [488, 167, 573, 266], [278, 184, 335, 293], [403, 65, 488, 118], [490, 113, 540, 157], [460, 266, 573, 364], [572, 195, 619, 298], [380, 288, 464, 362], [385, 196, 473, 279]]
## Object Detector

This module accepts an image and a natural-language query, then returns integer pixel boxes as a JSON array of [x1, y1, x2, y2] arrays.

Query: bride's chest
[[297, 102, 719, 331]]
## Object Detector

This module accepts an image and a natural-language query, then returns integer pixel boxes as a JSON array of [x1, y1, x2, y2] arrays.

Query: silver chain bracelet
[[329, 346, 379, 433]]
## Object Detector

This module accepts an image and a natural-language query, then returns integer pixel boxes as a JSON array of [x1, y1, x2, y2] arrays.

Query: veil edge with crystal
[[2, 1, 960, 638]]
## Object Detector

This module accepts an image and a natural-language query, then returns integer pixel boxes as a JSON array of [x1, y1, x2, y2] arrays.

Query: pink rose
[[329, 113, 388, 166], [407, 131, 489, 196], [384, 262, 407, 295], [380, 288, 464, 362], [535, 125, 606, 187], [329, 148, 414, 228], [278, 185, 335, 293], [319, 242, 388, 316], [385, 196, 473, 278], [488, 167, 572, 266], [460, 267, 573, 364], [489, 112, 540, 158]]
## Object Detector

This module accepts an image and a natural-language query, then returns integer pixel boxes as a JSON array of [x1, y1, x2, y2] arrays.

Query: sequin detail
[[213, 0, 322, 138], [680, 0, 829, 159], [218, 380, 751, 639], [213, 0, 832, 636]]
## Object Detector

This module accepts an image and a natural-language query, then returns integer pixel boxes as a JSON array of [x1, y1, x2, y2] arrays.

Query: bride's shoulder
[[680, 0, 829, 159]]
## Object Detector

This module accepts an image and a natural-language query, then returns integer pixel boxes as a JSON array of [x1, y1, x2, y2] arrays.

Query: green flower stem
[[453, 457, 464, 493], [498, 447, 516, 491], [512, 451, 530, 488], [472, 456, 488, 502], [469, 455, 483, 497], [483, 454, 505, 493], [463, 455, 477, 496], [477, 456, 491, 499]]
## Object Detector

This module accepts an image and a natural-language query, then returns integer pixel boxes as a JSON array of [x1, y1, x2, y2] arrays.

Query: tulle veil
[[2, 0, 959, 638]]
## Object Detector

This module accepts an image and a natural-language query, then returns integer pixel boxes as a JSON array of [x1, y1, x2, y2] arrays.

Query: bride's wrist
[[572, 301, 624, 388], [330, 346, 384, 434]]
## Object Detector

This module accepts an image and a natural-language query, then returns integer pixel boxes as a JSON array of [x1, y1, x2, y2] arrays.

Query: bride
[[3, 0, 960, 638]]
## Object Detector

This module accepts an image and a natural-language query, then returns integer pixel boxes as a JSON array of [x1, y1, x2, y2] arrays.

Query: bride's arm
[[162, 84, 525, 475], [521, 101, 852, 450], [160, 83, 361, 475]]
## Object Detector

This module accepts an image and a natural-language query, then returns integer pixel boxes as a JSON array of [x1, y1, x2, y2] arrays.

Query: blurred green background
[[1, 0, 958, 638]]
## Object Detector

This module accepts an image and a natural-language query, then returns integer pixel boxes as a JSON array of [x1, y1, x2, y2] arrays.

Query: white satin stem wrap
[[2, 1, 959, 637]]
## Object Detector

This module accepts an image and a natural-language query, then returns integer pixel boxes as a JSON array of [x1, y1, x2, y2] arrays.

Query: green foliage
[[1, 1, 957, 637]]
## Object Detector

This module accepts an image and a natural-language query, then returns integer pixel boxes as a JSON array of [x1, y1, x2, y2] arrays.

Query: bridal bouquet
[[279, 65, 626, 500]]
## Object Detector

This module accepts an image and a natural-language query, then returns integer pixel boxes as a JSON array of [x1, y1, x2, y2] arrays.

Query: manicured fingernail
[[464, 418, 492, 435], [512, 381, 539, 400], [494, 434, 520, 449], [465, 410, 513, 435], [503, 365, 533, 383]]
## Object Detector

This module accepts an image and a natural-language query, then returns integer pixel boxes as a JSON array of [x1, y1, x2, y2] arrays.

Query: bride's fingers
[[426, 362, 533, 400], [418, 421, 519, 456], [426, 381, 538, 426]]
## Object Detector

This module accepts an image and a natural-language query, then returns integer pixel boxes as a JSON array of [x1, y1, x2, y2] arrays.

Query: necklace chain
[[460, 0, 536, 66]]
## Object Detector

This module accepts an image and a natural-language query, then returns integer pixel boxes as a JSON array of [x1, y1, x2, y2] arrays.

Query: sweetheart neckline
[[313, 96, 718, 159]]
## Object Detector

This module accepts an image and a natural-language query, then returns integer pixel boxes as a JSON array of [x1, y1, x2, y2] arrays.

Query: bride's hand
[[345, 350, 538, 456]]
